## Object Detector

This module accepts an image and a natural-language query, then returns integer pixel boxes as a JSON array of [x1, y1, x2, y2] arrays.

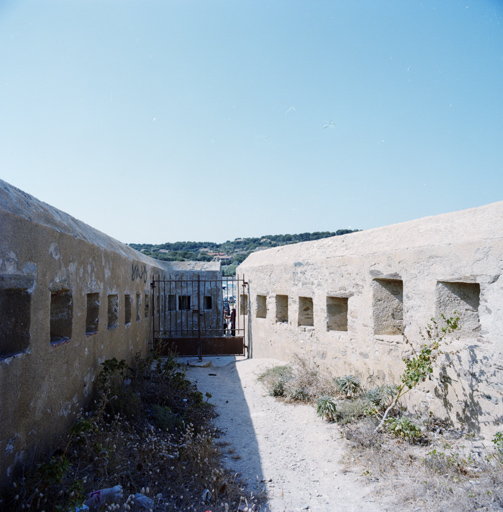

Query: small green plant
[[423, 449, 469, 476], [385, 416, 422, 440], [336, 375, 361, 398], [492, 431, 503, 462], [374, 314, 460, 432], [364, 385, 397, 413], [257, 365, 293, 397], [99, 357, 129, 388], [337, 398, 371, 425], [152, 404, 184, 432], [289, 387, 310, 401], [316, 396, 338, 422], [36, 455, 71, 486]]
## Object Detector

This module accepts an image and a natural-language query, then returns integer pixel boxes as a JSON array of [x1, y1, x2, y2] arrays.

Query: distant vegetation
[[129, 229, 359, 275]]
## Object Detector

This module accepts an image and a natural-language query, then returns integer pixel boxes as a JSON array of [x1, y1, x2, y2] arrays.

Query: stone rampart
[[0, 180, 163, 486], [238, 202, 503, 437]]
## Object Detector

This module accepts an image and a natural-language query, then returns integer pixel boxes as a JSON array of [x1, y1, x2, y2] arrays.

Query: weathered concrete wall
[[239, 202, 503, 438], [0, 180, 164, 485]]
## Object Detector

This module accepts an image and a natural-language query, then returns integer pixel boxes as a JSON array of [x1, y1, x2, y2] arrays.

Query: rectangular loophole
[[204, 296, 212, 310], [108, 294, 119, 330], [256, 295, 267, 318], [373, 279, 403, 335], [276, 295, 289, 323], [136, 293, 141, 322], [144, 293, 150, 318], [327, 297, 348, 331], [0, 280, 31, 357], [178, 295, 191, 311], [86, 293, 100, 334], [298, 297, 314, 326], [436, 281, 481, 336], [51, 290, 73, 343], [124, 294, 132, 325]]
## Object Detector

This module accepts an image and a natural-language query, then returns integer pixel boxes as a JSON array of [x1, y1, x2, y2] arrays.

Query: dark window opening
[[51, 290, 73, 343], [125, 294, 132, 325], [0, 282, 31, 357], [108, 294, 119, 330], [179, 295, 191, 311], [86, 293, 100, 334], [136, 293, 141, 322], [276, 294, 289, 323], [144, 293, 150, 318]]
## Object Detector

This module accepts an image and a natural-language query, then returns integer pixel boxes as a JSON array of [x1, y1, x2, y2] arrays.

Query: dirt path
[[185, 357, 391, 512]]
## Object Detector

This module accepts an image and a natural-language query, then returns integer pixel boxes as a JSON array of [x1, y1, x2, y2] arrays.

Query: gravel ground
[[184, 357, 392, 512]]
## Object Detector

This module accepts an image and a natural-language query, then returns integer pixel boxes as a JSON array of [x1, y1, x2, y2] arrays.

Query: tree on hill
[[128, 229, 360, 266]]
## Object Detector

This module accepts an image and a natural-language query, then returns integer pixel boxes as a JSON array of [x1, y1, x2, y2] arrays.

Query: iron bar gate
[[151, 274, 248, 359]]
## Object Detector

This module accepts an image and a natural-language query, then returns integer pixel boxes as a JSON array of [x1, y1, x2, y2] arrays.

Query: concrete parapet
[[0, 180, 163, 486], [238, 202, 503, 438]]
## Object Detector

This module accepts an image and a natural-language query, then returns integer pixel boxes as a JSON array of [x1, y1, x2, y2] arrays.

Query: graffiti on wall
[[132, 263, 148, 283]]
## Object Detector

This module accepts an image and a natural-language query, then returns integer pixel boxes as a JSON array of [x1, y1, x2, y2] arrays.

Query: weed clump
[[257, 364, 293, 397], [492, 431, 503, 462], [258, 354, 337, 402], [258, 314, 503, 511], [385, 416, 422, 440], [316, 396, 338, 422], [336, 375, 361, 398], [2, 352, 262, 512]]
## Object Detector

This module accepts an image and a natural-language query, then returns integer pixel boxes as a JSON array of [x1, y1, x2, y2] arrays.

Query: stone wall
[[238, 202, 503, 438], [0, 180, 164, 486]]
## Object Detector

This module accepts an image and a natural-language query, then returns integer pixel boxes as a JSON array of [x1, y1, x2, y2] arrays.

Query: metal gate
[[151, 274, 248, 359]]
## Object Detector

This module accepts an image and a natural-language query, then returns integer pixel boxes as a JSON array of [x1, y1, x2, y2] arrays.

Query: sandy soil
[[185, 357, 392, 512]]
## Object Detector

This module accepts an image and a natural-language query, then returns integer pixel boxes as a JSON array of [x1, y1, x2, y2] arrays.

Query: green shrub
[[375, 314, 460, 433], [492, 431, 503, 462], [257, 356, 338, 402], [385, 416, 422, 440], [316, 396, 338, 422], [423, 449, 468, 475], [365, 385, 397, 411], [337, 398, 372, 425], [258, 365, 293, 397], [289, 387, 310, 402], [336, 375, 361, 398], [152, 404, 184, 432]]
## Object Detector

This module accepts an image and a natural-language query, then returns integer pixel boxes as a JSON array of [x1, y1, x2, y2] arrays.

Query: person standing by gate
[[230, 307, 236, 336]]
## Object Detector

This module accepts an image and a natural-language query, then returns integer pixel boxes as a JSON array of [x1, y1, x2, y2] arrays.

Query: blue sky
[[1, 0, 502, 244]]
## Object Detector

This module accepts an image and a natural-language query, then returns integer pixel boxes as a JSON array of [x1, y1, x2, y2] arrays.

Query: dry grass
[[344, 421, 503, 511], [258, 355, 503, 511], [1, 353, 265, 512], [257, 354, 338, 402]]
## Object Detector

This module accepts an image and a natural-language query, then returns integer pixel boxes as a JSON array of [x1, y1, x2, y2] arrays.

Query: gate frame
[[151, 273, 248, 360]]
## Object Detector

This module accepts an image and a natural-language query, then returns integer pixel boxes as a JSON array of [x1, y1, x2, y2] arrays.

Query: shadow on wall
[[434, 346, 487, 434]]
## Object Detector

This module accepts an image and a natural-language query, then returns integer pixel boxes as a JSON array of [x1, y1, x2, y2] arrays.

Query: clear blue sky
[[1, 0, 502, 244]]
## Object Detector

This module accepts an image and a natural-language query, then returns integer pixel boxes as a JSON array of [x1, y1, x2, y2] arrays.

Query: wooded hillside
[[129, 230, 359, 275]]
